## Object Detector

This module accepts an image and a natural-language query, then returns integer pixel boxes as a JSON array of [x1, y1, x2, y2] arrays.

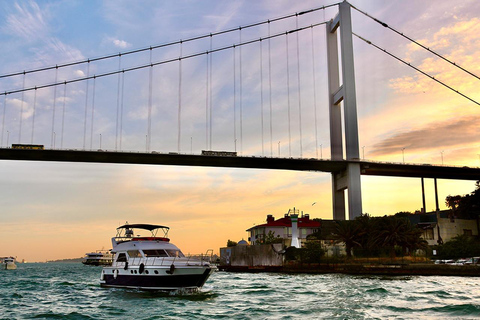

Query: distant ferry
[[11, 144, 44, 150], [82, 250, 113, 266], [1, 257, 17, 270]]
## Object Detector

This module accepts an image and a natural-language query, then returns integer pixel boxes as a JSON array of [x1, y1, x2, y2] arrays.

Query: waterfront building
[[246, 208, 321, 247], [409, 210, 479, 246]]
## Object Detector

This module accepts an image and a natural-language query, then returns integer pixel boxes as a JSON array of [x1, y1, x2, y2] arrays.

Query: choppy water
[[1, 263, 479, 319]]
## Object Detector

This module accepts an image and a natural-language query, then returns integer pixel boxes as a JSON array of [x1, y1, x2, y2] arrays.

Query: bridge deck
[[0, 148, 479, 181]]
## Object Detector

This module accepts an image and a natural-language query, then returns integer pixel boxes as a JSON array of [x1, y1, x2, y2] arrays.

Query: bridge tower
[[327, 1, 362, 220]]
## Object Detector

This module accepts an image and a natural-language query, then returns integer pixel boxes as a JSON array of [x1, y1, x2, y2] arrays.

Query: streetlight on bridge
[[441, 150, 444, 165], [402, 148, 406, 163]]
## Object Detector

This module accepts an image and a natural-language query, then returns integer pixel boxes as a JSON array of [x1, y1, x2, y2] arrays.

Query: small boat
[[82, 250, 113, 266], [100, 223, 215, 291], [1, 257, 17, 270]]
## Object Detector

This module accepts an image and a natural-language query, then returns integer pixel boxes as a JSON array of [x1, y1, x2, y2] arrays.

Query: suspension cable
[[1, 95, 6, 146], [1, 23, 327, 96], [19, 73, 26, 143], [0, 3, 340, 80], [209, 35, 213, 150], [60, 83, 66, 148], [311, 27, 319, 159], [351, 4, 480, 81], [233, 45, 237, 152], [90, 77, 97, 150], [260, 38, 265, 156], [295, 15, 303, 158], [147, 48, 153, 152], [82, 63, 90, 150], [50, 67, 58, 148], [119, 70, 125, 150], [178, 42, 183, 153], [31, 88, 37, 144], [353, 33, 480, 106], [115, 55, 122, 151], [268, 22, 273, 157], [286, 32, 292, 158], [239, 28, 243, 155]]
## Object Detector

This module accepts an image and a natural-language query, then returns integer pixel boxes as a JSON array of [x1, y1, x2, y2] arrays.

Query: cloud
[[392, 17, 480, 98], [113, 39, 131, 49], [369, 115, 480, 156], [3, 1, 50, 41]]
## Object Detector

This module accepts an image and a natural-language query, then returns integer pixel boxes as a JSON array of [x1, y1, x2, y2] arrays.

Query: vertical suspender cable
[[177, 41, 183, 153], [311, 26, 319, 159], [239, 28, 243, 155], [268, 22, 273, 157], [120, 70, 125, 150], [260, 38, 265, 156], [115, 54, 122, 151], [286, 32, 292, 157], [31, 88, 37, 144], [90, 76, 97, 150], [147, 48, 153, 152], [1, 94, 6, 147], [50, 67, 58, 148], [19, 72, 25, 143], [209, 36, 213, 150], [83, 62, 90, 150], [205, 50, 209, 150], [233, 45, 237, 151], [61, 83, 66, 149], [296, 16, 303, 157]]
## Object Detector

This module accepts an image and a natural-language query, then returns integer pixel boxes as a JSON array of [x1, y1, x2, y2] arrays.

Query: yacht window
[[116, 253, 127, 262], [165, 249, 185, 258], [143, 249, 168, 257], [127, 250, 141, 258]]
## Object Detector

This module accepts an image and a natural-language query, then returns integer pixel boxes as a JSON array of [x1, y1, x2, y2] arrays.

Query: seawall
[[219, 263, 480, 277]]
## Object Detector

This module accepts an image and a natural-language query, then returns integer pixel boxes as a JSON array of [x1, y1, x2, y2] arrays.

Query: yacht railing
[[113, 255, 212, 267]]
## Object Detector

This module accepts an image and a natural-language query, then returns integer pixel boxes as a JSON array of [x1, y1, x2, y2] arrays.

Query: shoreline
[[218, 263, 480, 277]]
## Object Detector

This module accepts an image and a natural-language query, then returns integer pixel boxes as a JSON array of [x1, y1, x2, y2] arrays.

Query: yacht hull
[[100, 267, 214, 290]]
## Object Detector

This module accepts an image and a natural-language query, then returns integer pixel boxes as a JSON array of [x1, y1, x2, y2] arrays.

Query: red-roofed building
[[246, 208, 321, 247]]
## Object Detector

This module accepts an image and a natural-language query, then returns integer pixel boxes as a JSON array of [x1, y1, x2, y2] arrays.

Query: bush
[[434, 235, 480, 259], [226, 239, 237, 247]]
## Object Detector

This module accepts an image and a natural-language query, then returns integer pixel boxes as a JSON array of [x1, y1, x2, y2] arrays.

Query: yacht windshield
[[165, 249, 185, 258], [143, 249, 168, 257]]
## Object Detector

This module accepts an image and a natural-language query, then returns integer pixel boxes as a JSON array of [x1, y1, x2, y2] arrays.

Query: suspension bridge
[[1, 1, 479, 220]]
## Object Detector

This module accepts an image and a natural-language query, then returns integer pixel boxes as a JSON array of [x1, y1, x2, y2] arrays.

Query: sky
[[0, 0, 479, 262]]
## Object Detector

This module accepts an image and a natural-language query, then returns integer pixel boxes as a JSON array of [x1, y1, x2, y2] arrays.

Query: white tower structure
[[290, 214, 300, 248], [327, 1, 363, 220]]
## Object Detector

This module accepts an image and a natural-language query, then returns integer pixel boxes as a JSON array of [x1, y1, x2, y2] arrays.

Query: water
[[1, 263, 479, 319]]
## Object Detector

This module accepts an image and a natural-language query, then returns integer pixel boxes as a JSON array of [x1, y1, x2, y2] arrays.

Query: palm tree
[[332, 220, 362, 258], [402, 224, 428, 256], [355, 214, 381, 255], [378, 217, 409, 258]]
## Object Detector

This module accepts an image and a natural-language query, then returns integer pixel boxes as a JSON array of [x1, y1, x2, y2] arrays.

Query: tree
[[227, 239, 237, 247], [378, 217, 409, 258], [264, 230, 282, 244], [332, 220, 362, 258], [445, 180, 480, 219], [435, 234, 480, 259]]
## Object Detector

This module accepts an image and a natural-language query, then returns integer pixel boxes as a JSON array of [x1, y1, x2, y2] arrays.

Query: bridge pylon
[[327, 1, 362, 220]]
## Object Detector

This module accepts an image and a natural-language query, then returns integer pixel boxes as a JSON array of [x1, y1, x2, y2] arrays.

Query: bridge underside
[[0, 149, 479, 181]]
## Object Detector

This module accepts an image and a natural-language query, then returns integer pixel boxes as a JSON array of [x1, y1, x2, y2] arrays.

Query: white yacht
[[100, 223, 215, 291], [1, 257, 17, 270], [82, 250, 113, 266]]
